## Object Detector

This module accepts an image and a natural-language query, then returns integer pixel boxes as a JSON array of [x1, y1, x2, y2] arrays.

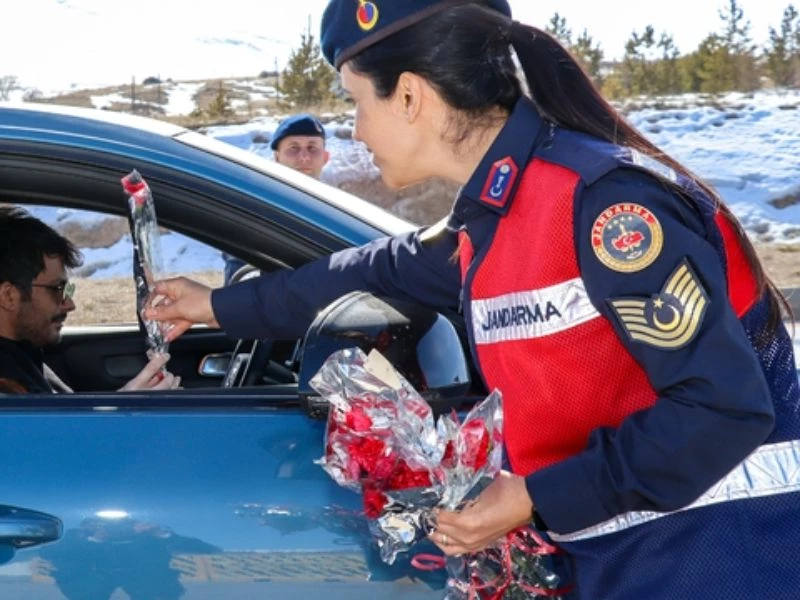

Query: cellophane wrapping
[[312, 347, 569, 598], [121, 169, 168, 355]]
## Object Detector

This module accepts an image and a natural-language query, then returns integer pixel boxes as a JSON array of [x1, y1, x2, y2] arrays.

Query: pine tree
[[573, 30, 605, 85], [277, 19, 336, 109], [655, 33, 682, 95], [545, 13, 572, 46], [206, 82, 234, 119], [677, 52, 705, 93], [718, 0, 760, 91], [621, 26, 659, 96], [694, 34, 736, 93], [544, 14, 604, 86], [765, 4, 800, 87]]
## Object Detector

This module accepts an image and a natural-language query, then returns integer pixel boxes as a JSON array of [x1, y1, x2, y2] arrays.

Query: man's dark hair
[[0, 205, 82, 298]]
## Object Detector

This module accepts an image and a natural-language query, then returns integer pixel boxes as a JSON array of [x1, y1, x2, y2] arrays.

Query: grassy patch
[[69, 271, 223, 326]]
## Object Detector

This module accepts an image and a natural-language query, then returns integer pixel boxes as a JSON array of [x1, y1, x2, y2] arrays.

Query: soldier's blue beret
[[270, 114, 326, 150], [321, 0, 512, 69]]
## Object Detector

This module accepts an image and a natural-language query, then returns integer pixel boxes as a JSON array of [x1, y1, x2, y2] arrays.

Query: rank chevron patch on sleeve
[[608, 259, 710, 350]]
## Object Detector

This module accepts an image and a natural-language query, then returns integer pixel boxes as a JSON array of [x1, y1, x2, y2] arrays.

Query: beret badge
[[356, 0, 380, 31]]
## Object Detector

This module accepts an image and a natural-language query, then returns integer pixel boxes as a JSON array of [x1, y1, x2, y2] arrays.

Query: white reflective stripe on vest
[[550, 440, 800, 543], [471, 278, 600, 345]]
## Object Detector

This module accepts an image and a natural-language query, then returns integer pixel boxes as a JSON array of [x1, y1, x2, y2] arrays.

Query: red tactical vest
[[459, 158, 659, 476], [458, 157, 759, 477]]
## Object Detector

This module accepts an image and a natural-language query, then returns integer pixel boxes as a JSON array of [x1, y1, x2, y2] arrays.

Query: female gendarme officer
[[147, 1, 800, 597]]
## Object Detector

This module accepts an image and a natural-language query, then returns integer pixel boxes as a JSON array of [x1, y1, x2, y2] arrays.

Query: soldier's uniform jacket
[[214, 97, 800, 598]]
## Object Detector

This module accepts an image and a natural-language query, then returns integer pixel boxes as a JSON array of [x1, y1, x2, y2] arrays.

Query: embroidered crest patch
[[591, 203, 663, 273], [609, 259, 709, 350]]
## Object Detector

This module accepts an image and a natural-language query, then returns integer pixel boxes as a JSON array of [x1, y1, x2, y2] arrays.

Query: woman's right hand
[[144, 277, 219, 342]]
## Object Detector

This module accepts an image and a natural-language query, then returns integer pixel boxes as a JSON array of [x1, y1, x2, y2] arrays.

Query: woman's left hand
[[430, 470, 534, 556]]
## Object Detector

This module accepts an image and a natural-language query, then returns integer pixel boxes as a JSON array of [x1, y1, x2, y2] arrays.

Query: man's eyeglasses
[[31, 281, 76, 303]]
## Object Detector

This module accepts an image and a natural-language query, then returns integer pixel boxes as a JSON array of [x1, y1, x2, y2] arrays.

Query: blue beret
[[321, 0, 512, 69], [270, 114, 326, 150]]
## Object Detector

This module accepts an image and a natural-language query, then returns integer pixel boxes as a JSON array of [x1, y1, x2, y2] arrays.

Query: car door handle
[[0, 505, 62, 548]]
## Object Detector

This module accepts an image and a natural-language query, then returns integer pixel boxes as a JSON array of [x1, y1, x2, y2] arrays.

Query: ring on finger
[[440, 533, 449, 545]]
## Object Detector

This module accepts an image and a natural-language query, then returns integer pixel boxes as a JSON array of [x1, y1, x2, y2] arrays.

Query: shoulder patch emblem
[[609, 259, 709, 350], [479, 156, 518, 209], [591, 203, 663, 273]]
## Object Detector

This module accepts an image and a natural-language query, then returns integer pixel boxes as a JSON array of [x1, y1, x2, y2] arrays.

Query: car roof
[[0, 102, 415, 237]]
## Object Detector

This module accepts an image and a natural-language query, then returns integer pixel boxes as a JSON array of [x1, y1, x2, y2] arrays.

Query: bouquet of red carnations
[[312, 346, 502, 562], [312, 347, 569, 599]]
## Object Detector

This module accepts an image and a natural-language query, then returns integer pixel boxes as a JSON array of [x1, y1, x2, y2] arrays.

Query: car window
[[20, 204, 225, 327]]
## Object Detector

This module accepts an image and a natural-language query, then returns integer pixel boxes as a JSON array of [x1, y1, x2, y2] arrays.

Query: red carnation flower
[[348, 437, 397, 481], [441, 440, 457, 469], [387, 459, 432, 490], [461, 420, 491, 471], [345, 406, 374, 432], [362, 487, 388, 519]]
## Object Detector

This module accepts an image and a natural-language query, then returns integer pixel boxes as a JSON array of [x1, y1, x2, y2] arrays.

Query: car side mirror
[[297, 292, 473, 419]]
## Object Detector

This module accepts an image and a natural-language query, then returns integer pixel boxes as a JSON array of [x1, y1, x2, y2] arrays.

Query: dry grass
[[69, 271, 223, 326], [336, 174, 458, 225], [31, 76, 285, 127], [755, 243, 800, 289]]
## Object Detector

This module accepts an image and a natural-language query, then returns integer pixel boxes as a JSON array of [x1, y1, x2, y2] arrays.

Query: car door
[[47, 326, 239, 390], [0, 390, 446, 599], [0, 106, 448, 597], [0, 191, 445, 600]]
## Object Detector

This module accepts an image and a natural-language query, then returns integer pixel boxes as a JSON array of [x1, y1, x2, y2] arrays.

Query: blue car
[[0, 103, 479, 599]]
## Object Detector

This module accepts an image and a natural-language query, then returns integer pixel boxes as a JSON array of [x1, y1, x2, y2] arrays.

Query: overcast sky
[[2, 0, 795, 91]]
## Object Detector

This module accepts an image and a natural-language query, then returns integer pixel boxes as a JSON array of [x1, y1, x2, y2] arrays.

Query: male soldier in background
[[0, 206, 180, 393], [271, 113, 330, 179], [223, 113, 330, 284]]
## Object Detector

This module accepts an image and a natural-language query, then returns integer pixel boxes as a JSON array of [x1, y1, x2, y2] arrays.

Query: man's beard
[[15, 307, 68, 347]]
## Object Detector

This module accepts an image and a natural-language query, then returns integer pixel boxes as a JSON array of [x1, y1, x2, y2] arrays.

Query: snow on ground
[[162, 83, 204, 117], [626, 90, 800, 242], [77, 232, 224, 279], [18, 88, 800, 279], [89, 92, 128, 111]]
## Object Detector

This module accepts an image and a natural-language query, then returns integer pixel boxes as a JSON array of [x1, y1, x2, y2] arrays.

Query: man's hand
[[119, 352, 181, 391], [430, 471, 534, 556], [143, 277, 219, 342]]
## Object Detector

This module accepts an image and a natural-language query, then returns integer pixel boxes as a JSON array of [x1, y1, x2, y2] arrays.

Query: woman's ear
[[397, 72, 424, 123]]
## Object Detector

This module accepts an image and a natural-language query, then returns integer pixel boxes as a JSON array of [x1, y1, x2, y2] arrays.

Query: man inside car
[[0, 206, 180, 393], [223, 113, 330, 284]]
